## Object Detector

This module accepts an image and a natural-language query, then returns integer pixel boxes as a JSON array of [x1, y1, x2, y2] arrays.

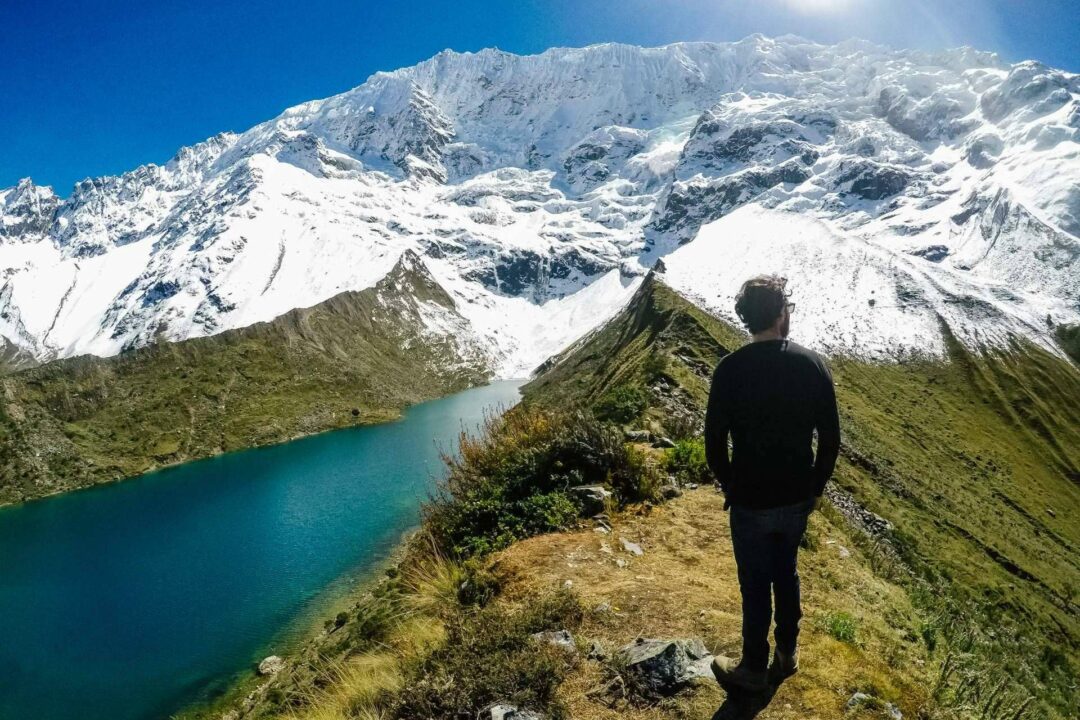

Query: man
[[705, 274, 841, 692]]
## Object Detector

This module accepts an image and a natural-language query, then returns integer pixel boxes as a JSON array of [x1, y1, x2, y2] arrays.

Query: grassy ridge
[[522, 273, 1080, 717], [0, 256, 491, 505]]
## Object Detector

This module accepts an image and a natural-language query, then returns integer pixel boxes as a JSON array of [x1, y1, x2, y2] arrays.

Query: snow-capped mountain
[[2, 36, 1077, 375]]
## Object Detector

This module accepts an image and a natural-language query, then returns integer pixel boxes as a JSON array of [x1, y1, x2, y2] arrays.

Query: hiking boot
[[711, 655, 768, 692], [769, 647, 799, 681]]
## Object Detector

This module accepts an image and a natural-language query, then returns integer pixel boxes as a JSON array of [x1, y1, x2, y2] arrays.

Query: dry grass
[[281, 607, 446, 720], [494, 487, 933, 720]]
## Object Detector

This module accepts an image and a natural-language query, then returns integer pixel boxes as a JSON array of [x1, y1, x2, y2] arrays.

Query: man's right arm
[[704, 364, 733, 498]]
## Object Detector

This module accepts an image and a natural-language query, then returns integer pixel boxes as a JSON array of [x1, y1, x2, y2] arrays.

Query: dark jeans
[[729, 496, 815, 671]]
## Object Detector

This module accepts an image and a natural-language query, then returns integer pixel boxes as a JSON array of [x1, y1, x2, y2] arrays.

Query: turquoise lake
[[0, 380, 523, 720]]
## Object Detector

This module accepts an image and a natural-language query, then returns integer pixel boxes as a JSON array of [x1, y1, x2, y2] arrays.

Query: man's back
[[704, 274, 842, 689], [704, 339, 840, 509]]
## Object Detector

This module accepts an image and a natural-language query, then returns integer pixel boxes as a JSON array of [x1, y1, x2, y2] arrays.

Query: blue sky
[[3, 0, 1077, 193]]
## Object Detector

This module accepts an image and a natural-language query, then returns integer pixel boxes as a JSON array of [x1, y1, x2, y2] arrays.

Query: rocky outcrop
[[833, 159, 913, 201]]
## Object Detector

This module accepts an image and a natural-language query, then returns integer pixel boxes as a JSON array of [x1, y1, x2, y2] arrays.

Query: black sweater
[[704, 339, 840, 509]]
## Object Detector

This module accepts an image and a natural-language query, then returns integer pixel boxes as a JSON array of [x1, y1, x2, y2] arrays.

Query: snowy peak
[[1, 179, 59, 243], [378, 249, 456, 309], [0, 37, 1078, 375]]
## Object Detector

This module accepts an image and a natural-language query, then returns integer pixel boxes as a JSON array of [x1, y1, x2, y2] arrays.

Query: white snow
[[662, 205, 1062, 359], [1, 37, 1077, 373]]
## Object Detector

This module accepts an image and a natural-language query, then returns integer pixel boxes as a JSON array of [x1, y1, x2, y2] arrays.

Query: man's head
[[734, 274, 792, 339]]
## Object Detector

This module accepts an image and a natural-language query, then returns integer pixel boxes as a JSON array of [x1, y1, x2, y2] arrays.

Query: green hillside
[[0, 253, 491, 506], [522, 273, 1080, 717]]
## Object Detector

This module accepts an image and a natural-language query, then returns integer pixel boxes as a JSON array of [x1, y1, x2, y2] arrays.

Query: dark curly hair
[[734, 275, 789, 334]]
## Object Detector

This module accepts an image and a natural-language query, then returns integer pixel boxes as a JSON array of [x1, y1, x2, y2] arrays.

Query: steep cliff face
[[1, 37, 1077, 376]]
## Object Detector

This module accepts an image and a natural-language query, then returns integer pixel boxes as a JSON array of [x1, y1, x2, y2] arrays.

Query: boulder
[[659, 484, 682, 500], [620, 537, 644, 556], [616, 637, 713, 695], [846, 692, 873, 709], [570, 485, 611, 516], [479, 703, 544, 720], [624, 429, 652, 442], [257, 655, 285, 676], [651, 436, 677, 449], [846, 692, 902, 719]]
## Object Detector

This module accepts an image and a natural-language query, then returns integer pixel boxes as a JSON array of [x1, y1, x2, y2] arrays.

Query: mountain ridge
[[2, 36, 1077, 376], [0, 251, 490, 505]]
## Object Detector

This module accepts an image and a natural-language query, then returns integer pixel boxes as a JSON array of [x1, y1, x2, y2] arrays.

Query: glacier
[[1, 35, 1077, 375]]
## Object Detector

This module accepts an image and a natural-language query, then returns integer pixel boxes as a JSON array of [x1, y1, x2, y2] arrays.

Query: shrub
[[392, 590, 583, 719], [593, 384, 647, 424], [821, 610, 858, 643], [662, 437, 711, 485], [642, 351, 669, 381], [920, 621, 938, 653], [663, 411, 701, 441], [456, 558, 503, 607], [615, 444, 662, 501], [424, 407, 659, 558]]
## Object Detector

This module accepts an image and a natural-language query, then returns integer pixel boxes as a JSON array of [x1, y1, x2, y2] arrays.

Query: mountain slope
[[522, 276, 1080, 717], [0, 252, 490, 505], [2, 37, 1077, 376]]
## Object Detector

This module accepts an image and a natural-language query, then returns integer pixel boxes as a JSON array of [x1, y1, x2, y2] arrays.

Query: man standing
[[705, 275, 841, 692]]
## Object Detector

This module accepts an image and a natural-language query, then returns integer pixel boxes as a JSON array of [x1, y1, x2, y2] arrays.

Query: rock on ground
[[531, 629, 576, 654], [616, 637, 714, 695], [480, 703, 545, 720], [620, 537, 644, 556], [257, 655, 285, 676], [569, 485, 612, 516]]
